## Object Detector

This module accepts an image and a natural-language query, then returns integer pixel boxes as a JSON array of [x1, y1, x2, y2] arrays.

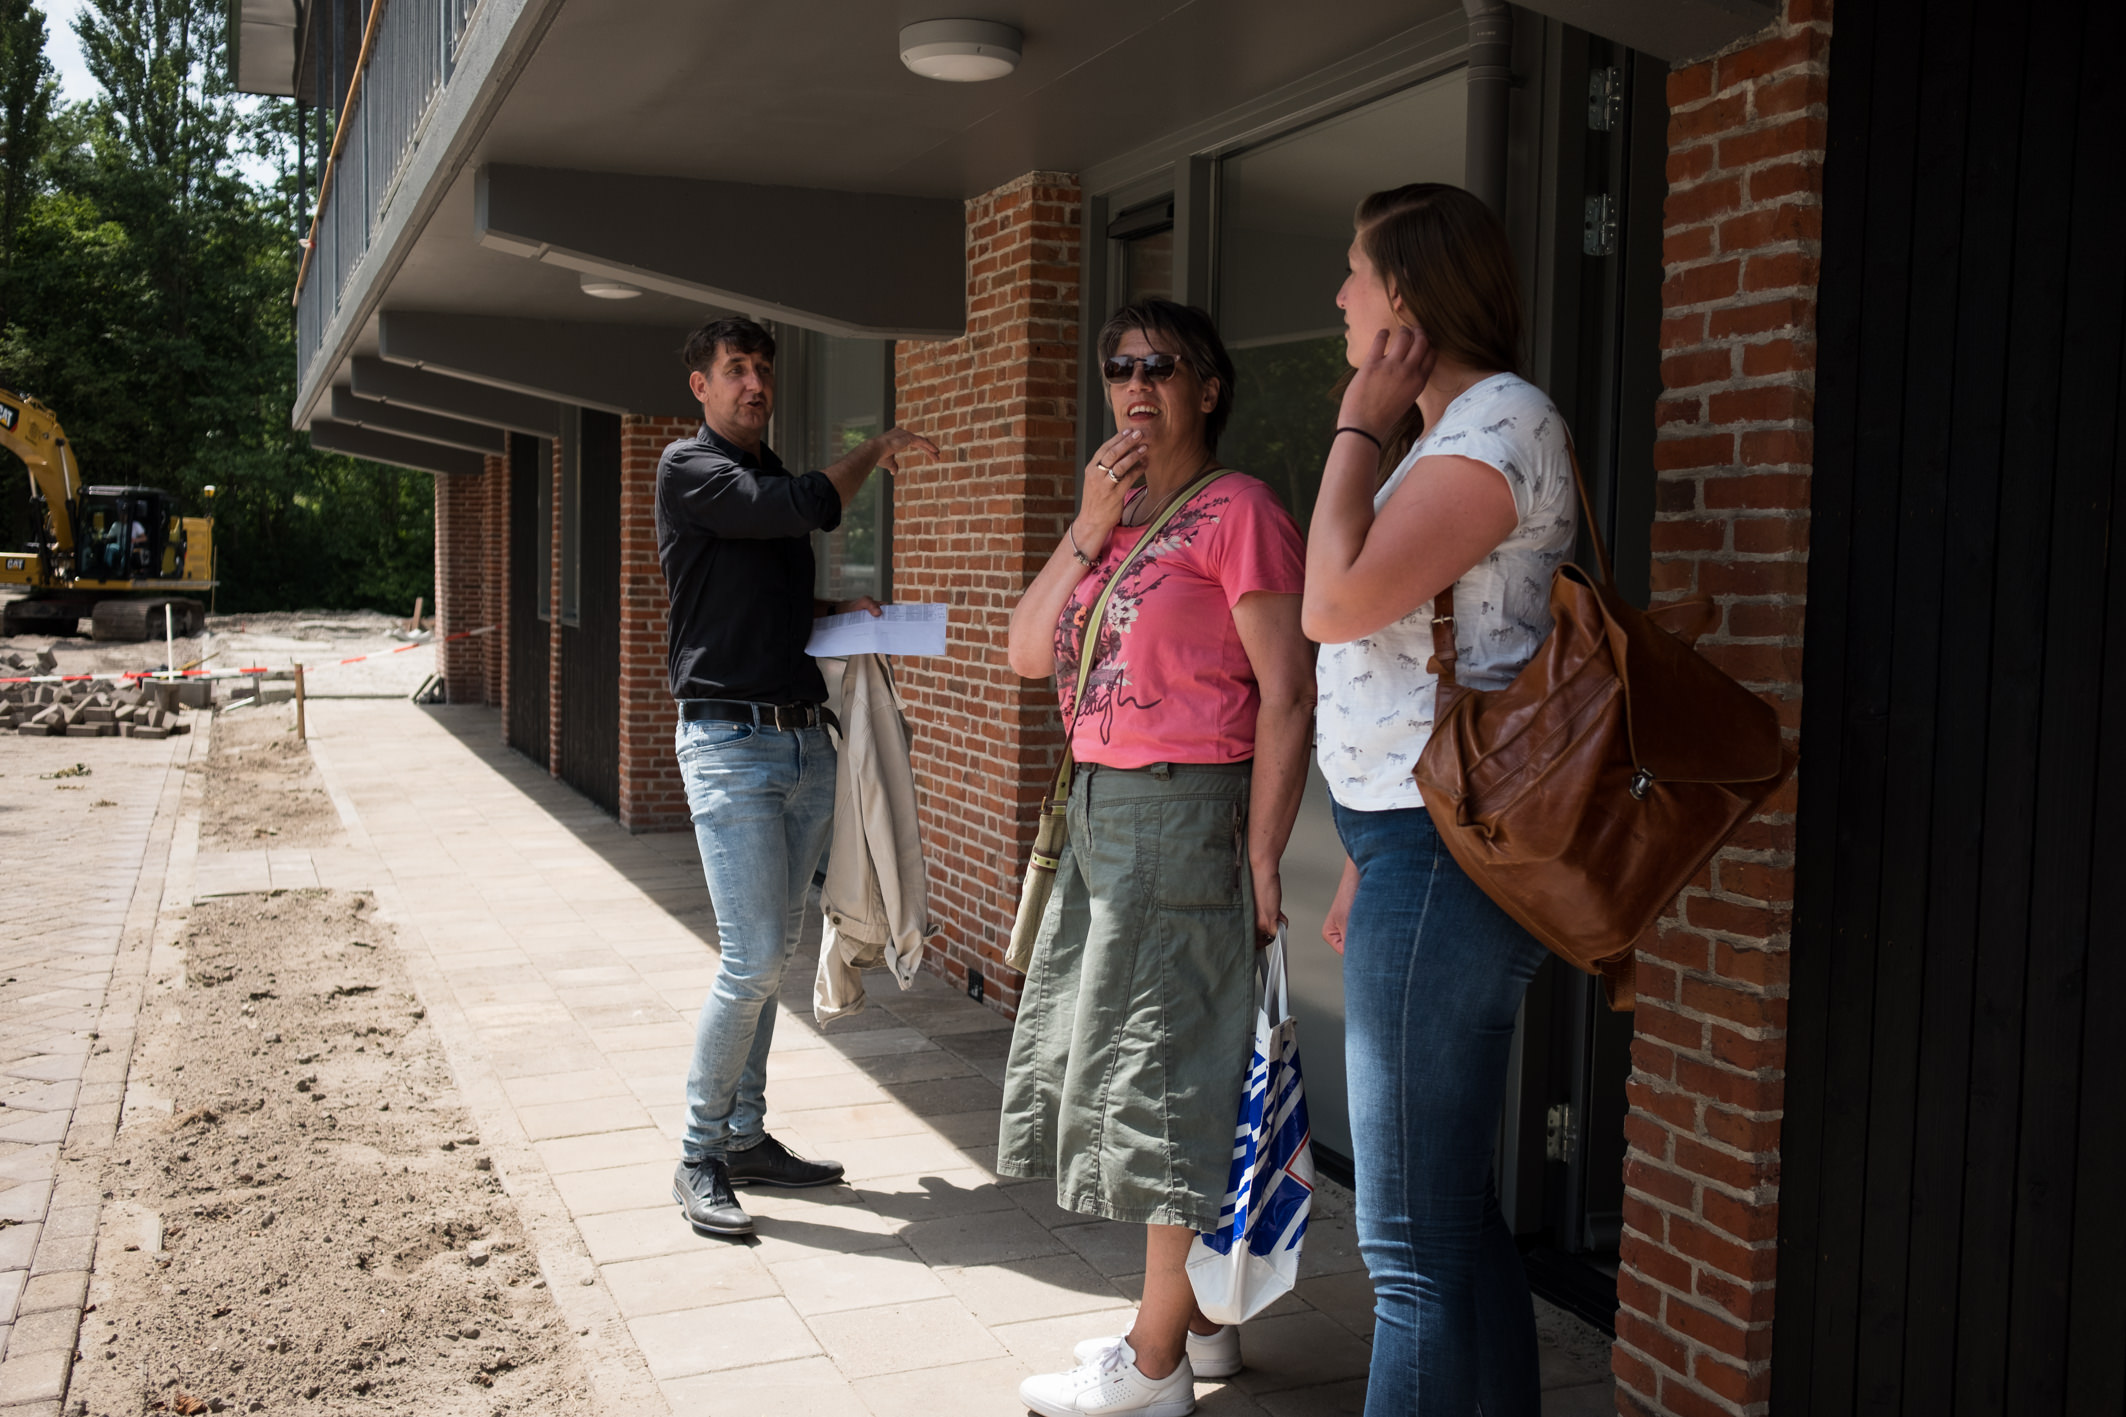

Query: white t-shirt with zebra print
[[1315, 372, 1578, 812]]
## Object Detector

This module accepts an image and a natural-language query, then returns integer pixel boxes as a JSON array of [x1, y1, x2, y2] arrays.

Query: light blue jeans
[[1334, 801, 1551, 1417], [676, 716, 836, 1163]]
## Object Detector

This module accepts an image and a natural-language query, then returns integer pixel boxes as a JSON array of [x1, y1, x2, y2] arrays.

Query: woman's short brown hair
[[1095, 300, 1238, 453], [1353, 183, 1524, 466]]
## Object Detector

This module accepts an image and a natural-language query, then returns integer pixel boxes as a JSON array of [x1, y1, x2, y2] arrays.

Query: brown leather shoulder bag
[[1411, 442, 1794, 1009]]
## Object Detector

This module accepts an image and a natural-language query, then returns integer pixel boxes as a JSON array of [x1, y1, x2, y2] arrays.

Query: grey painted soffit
[[1516, 0, 1778, 61], [328, 387, 509, 455], [350, 358, 563, 439], [378, 311, 697, 417], [308, 419, 487, 476], [475, 165, 966, 341], [229, 0, 297, 96]]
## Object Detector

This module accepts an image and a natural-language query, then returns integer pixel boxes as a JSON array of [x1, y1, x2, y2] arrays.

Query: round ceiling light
[[899, 19, 1021, 82], [579, 273, 641, 300]]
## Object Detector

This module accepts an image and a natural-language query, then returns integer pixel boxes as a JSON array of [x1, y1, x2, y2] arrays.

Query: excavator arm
[[0, 388, 81, 553]]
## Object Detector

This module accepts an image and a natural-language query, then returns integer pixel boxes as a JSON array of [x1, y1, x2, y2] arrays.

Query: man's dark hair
[[682, 316, 776, 375], [1095, 300, 1237, 453]]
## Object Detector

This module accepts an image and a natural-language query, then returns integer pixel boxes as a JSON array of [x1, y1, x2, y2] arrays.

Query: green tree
[[0, 0, 433, 614]]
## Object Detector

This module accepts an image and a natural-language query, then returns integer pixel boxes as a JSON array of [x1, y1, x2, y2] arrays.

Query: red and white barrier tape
[[0, 625, 497, 685]]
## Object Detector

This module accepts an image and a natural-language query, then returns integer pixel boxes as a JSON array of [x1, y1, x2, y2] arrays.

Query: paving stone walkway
[[0, 729, 194, 1413], [240, 701, 1615, 1415]]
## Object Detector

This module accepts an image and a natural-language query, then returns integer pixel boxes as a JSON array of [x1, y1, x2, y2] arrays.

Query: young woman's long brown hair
[[1351, 182, 1525, 473]]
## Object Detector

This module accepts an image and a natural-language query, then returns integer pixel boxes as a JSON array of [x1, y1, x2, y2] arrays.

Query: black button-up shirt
[[655, 424, 842, 705]]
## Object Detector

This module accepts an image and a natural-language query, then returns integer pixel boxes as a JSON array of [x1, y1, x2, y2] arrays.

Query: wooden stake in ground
[[408, 596, 424, 634], [294, 663, 306, 741]]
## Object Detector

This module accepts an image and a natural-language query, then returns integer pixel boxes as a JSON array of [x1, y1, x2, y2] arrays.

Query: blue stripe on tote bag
[[1186, 927, 1314, 1325]]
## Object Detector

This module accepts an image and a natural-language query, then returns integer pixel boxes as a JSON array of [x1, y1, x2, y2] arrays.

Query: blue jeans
[[677, 716, 836, 1162], [1333, 802, 1550, 1417]]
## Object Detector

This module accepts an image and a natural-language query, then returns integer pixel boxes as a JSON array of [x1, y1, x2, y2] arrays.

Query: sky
[[40, 0, 95, 103]]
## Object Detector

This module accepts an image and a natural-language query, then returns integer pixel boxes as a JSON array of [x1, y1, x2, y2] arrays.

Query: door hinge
[[1587, 66, 1622, 131], [1583, 194, 1617, 257], [1546, 1102, 1579, 1162]]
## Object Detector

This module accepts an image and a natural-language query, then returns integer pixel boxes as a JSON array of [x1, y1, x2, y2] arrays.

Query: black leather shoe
[[724, 1134, 845, 1189], [673, 1157, 753, 1235]]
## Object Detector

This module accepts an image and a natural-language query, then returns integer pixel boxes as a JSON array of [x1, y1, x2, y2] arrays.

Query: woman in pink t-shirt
[[999, 300, 1314, 1417]]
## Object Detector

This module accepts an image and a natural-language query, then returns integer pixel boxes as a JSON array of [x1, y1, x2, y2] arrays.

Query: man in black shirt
[[661, 316, 936, 1237]]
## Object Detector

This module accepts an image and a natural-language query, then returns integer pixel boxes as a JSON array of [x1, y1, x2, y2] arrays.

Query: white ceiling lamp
[[579, 273, 642, 300], [899, 18, 1022, 82]]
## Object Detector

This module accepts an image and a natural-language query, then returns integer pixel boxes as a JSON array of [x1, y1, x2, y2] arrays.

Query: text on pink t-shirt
[[1054, 473, 1305, 768]]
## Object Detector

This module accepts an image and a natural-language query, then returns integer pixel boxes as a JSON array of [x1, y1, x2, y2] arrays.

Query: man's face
[[690, 345, 775, 444]]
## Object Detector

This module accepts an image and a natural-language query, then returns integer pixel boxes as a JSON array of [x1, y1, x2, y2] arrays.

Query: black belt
[[680, 699, 837, 732]]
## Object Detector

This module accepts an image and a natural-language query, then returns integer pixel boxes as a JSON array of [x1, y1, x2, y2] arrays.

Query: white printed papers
[[805, 602, 950, 658]]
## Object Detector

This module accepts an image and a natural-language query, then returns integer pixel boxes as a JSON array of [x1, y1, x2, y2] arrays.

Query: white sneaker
[[1020, 1338, 1197, 1417], [1072, 1324, 1240, 1379]]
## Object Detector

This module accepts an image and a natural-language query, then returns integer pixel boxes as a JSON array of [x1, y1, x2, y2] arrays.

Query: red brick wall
[[435, 458, 503, 704], [618, 415, 695, 832], [892, 171, 1081, 1017], [1619, 3, 1829, 1413]]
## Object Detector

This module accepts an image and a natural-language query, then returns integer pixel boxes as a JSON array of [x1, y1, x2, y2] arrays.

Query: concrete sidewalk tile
[[11, 1268, 80, 1315], [1230, 1312, 1374, 1394], [0, 1269, 24, 1320], [776, 1103, 934, 1145], [0, 1147, 57, 1186], [760, 1048, 859, 1081], [36, 1206, 95, 1242], [1294, 1271, 1376, 1338], [808, 1296, 1004, 1379], [767, 1245, 950, 1316], [1294, 1212, 1365, 1278], [628, 1296, 819, 1379], [0, 1346, 67, 1403], [552, 1161, 676, 1219], [854, 1168, 1018, 1228], [597, 1045, 696, 1081], [0, 1114, 68, 1148], [533, 1127, 674, 1176], [1540, 1380, 1618, 1415], [987, 1304, 1141, 1366], [880, 1075, 1003, 1116], [765, 1071, 891, 1113], [927, 1109, 1004, 1149], [498, 1068, 634, 1109], [0, 1225, 39, 1272], [516, 1097, 655, 1142], [575, 1205, 699, 1266], [0, 1183, 51, 1225], [935, 1254, 1126, 1326], [746, 1209, 904, 1265], [1195, 1381, 1279, 1414], [28, 1232, 92, 1274], [899, 1208, 1070, 1269], [487, 1045, 615, 1080], [1257, 1378, 1365, 1415], [811, 1027, 937, 1060], [4, 1305, 75, 1355], [1054, 1220, 1147, 1279], [850, 1049, 980, 1086], [828, 1131, 981, 1185], [599, 1245, 781, 1319], [586, 1023, 695, 1054], [852, 1354, 1041, 1416], [658, 1356, 868, 1417]]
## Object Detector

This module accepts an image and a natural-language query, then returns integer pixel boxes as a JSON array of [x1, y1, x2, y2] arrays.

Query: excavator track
[[89, 597, 206, 642]]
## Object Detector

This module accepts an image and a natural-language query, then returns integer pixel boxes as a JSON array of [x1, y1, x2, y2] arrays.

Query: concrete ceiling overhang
[[228, 0, 297, 97], [328, 387, 510, 455], [475, 166, 965, 340], [309, 420, 488, 476], [349, 358, 564, 439], [377, 312, 701, 418], [1518, 0, 1777, 61]]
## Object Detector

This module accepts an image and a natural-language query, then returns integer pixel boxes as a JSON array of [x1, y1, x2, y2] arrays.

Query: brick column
[[434, 458, 502, 705], [1619, 3, 1828, 1414], [497, 435, 516, 738], [617, 415, 694, 832], [892, 171, 1080, 1018]]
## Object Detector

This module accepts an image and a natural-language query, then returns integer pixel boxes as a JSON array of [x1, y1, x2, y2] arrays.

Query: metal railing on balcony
[[295, 0, 482, 392]]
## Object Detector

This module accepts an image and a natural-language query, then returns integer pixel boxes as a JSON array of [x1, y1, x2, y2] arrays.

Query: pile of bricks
[[0, 659, 195, 739]]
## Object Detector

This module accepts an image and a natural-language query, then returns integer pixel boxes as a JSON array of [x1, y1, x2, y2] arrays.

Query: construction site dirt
[[69, 705, 590, 1417]]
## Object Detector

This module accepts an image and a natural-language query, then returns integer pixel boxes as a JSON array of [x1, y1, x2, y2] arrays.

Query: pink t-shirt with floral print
[[1054, 473, 1305, 769]]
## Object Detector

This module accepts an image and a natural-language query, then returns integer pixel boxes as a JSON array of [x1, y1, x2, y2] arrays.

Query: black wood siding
[[559, 410, 620, 814], [1775, 0, 2126, 1410], [506, 433, 550, 765]]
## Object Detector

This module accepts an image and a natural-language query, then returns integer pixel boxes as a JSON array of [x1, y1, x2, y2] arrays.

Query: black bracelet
[[1335, 426, 1384, 450], [1067, 525, 1097, 569]]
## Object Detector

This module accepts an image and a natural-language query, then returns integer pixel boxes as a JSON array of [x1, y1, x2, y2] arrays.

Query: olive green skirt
[[997, 761, 1256, 1231]]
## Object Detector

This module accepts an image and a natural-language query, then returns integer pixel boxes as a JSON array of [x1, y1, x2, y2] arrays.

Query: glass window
[[559, 407, 580, 626], [802, 335, 891, 604], [1217, 72, 1467, 527], [536, 435, 553, 623]]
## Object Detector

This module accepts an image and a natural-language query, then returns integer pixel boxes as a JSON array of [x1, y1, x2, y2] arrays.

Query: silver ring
[[1095, 461, 1110, 473], [1105, 469, 1120, 484]]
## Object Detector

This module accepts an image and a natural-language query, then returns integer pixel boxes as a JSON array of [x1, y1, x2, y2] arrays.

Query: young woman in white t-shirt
[[1303, 183, 1576, 1417]]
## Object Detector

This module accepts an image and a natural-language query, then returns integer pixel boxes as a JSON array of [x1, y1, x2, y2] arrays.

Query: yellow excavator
[[0, 387, 217, 639]]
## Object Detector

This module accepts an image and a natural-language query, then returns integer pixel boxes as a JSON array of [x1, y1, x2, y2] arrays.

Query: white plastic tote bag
[[1186, 927, 1314, 1325]]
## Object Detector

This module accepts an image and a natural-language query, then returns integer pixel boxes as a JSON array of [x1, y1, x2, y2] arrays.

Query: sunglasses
[[1101, 353, 1182, 384]]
